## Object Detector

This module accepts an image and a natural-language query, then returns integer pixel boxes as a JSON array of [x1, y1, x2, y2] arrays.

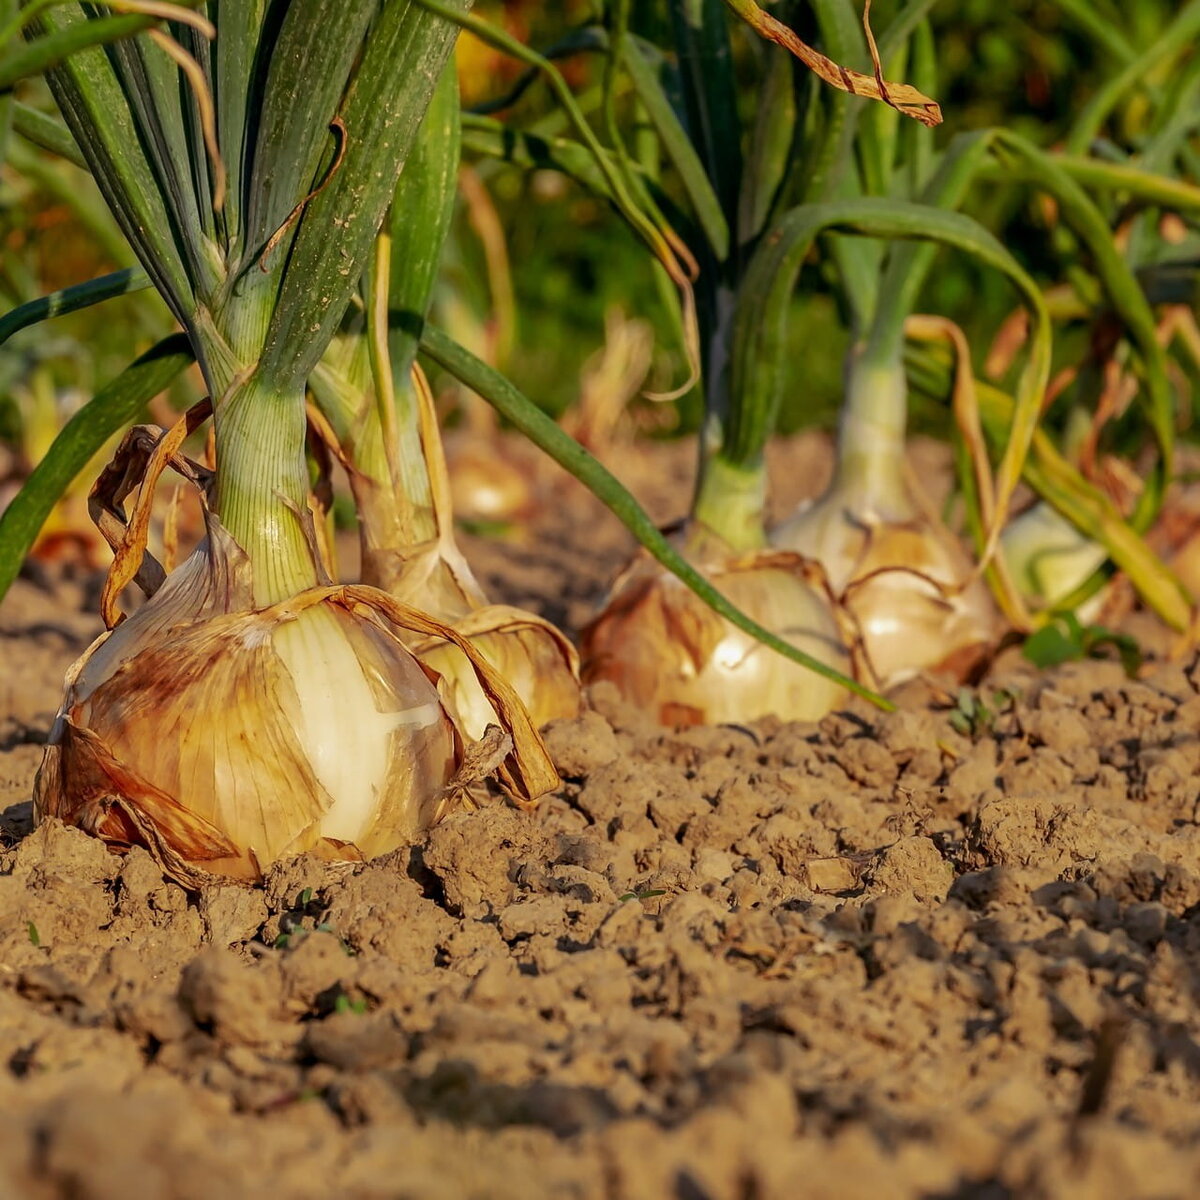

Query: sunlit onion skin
[[35, 521, 557, 887], [775, 494, 996, 687], [773, 359, 996, 688], [363, 542, 582, 739], [581, 528, 849, 726], [416, 606, 582, 739]]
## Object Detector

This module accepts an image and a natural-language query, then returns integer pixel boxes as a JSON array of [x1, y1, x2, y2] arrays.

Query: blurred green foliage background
[[0, 0, 1192, 478]]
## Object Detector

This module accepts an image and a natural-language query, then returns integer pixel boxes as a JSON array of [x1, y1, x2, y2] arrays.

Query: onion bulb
[[365, 539, 581, 740], [358, 367, 582, 739], [773, 358, 995, 687], [444, 427, 537, 526], [999, 501, 1109, 618], [581, 527, 849, 726], [414, 604, 582, 740], [774, 494, 996, 687], [35, 435, 558, 887]]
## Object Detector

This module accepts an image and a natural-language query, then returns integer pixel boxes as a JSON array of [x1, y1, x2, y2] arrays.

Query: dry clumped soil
[[2, 435, 1200, 1199]]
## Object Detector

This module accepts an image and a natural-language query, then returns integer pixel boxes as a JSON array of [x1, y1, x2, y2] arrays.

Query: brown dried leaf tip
[[724, 0, 942, 126]]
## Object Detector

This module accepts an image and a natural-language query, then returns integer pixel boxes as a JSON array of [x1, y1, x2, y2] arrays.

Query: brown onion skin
[[415, 609, 582, 740], [36, 594, 460, 887], [775, 497, 996, 689], [581, 541, 849, 726]]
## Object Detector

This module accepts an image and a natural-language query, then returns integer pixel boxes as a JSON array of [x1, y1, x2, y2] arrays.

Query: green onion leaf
[[0, 335, 194, 603], [0, 268, 152, 349]]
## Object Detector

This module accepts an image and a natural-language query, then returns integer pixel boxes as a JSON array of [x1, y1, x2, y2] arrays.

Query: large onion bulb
[[581, 530, 849, 726], [36, 515, 557, 886]]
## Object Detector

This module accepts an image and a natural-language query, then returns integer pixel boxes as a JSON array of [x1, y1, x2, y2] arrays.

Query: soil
[[3, 433, 1200, 1199]]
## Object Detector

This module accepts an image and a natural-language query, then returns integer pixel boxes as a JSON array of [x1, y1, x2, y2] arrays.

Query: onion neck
[[827, 346, 912, 518], [213, 373, 321, 606], [310, 341, 439, 585], [361, 373, 438, 550], [690, 441, 767, 556]]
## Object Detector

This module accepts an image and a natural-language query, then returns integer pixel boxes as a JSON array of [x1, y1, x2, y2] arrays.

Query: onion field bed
[[3, 442, 1199, 1200]]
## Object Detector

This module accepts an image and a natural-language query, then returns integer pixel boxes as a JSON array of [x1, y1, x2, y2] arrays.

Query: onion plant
[[0, 9, 904, 721], [988, 1, 1200, 622], [493, 0, 1051, 710], [761, 24, 1052, 687], [9, 0, 1194, 797], [575, 0, 1199, 698], [306, 67, 582, 739], [5, 2, 924, 885], [475, 0, 1195, 700], [20, 2, 568, 885], [434, 0, 956, 722]]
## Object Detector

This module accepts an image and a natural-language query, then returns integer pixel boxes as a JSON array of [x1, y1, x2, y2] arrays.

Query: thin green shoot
[[1022, 615, 1143, 678]]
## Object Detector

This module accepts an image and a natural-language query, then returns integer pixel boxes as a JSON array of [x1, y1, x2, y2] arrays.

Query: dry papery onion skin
[[776, 501, 997, 689], [358, 543, 583, 742], [35, 523, 557, 888], [581, 544, 850, 727], [413, 605, 582, 740]]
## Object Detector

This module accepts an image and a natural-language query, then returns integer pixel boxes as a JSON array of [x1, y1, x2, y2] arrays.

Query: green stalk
[[307, 56, 460, 585], [861, 130, 994, 368], [734, 195, 1049, 527], [690, 446, 767, 552], [669, 0, 743, 236], [309, 335, 426, 563], [381, 58, 462, 547], [212, 373, 319, 606], [664, 0, 759, 552], [978, 154, 1200, 212], [826, 347, 909, 512], [0, 268, 151, 348]]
